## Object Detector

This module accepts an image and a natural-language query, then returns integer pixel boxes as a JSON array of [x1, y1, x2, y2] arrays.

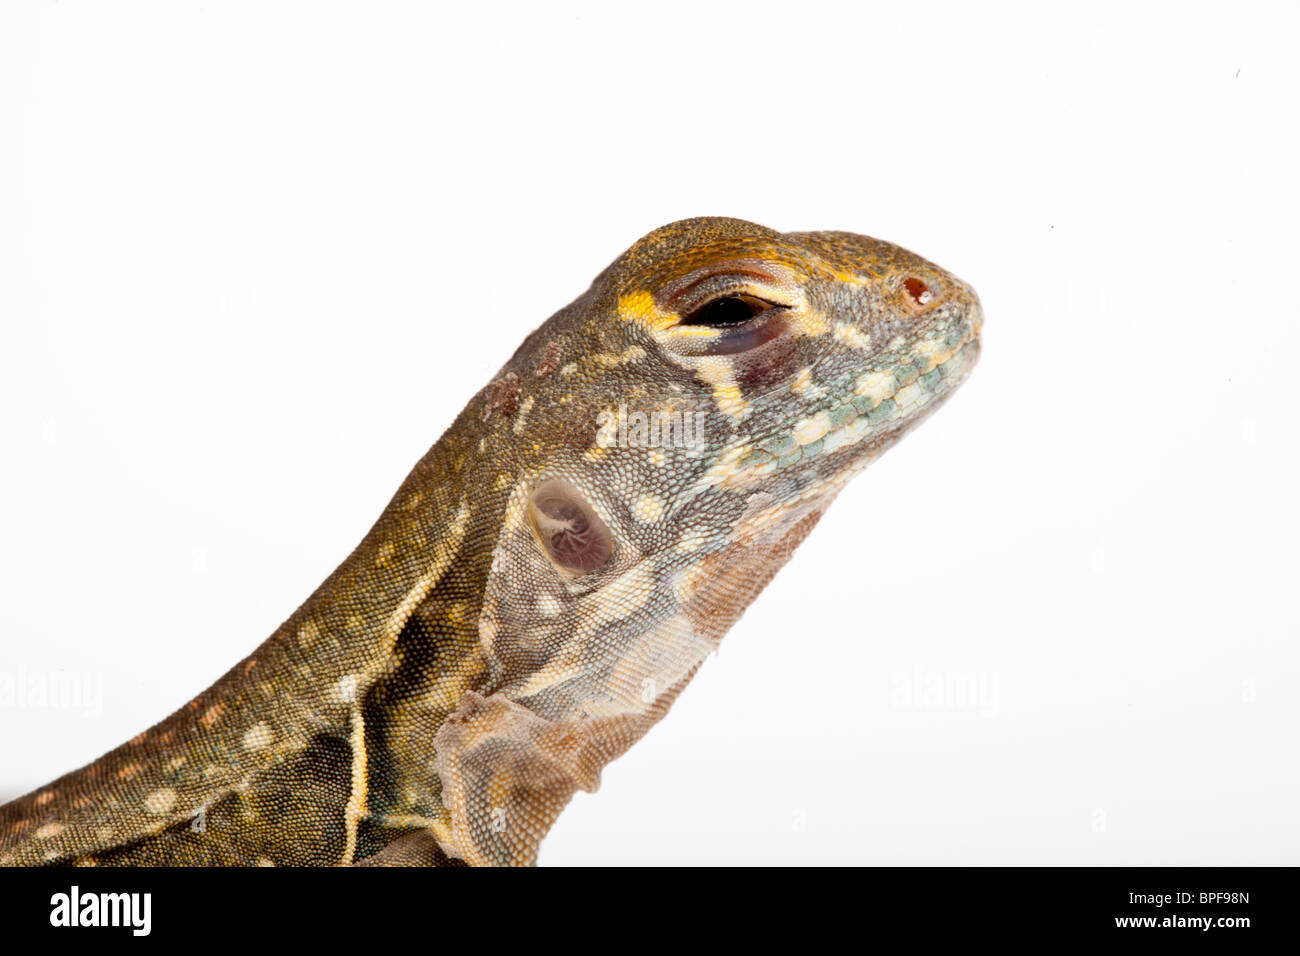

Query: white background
[[1, 1, 1296, 865]]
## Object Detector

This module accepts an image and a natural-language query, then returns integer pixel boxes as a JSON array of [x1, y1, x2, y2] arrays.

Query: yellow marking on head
[[834, 268, 874, 286], [512, 395, 535, 435], [697, 442, 753, 488], [791, 305, 831, 337], [793, 410, 831, 446], [494, 472, 512, 489], [375, 541, 397, 567], [242, 722, 273, 751], [583, 445, 610, 462], [618, 290, 675, 330], [559, 362, 578, 377], [822, 415, 871, 454], [537, 594, 561, 618], [589, 345, 648, 368], [717, 385, 748, 418], [633, 494, 665, 524], [854, 369, 896, 407], [790, 366, 825, 399], [833, 321, 872, 350], [893, 381, 925, 412], [910, 335, 951, 373], [672, 324, 724, 339], [646, 448, 667, 467], [144, 788, 177, 815], [694, 359, 749, 420]]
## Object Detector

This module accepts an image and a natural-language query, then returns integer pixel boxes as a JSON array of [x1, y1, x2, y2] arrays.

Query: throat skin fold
[[0, 217, 983, 866]]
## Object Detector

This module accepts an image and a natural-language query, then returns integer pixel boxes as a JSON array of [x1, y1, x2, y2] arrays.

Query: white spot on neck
[[242, 722, 273, 751], [144, 788, 177, 815]]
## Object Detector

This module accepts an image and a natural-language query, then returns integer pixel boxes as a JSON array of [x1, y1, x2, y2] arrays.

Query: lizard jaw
[[696, 329, 982, 495]]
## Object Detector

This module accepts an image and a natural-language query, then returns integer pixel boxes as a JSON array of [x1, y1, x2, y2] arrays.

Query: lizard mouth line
[[695, 332, 979, 495], [747, 332, 980, 473], [851, 331, 981, 423], [733, 333, 982, 510]]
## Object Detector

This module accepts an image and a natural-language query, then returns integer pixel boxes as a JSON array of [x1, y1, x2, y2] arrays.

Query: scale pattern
[[0, 217, 983, 866]]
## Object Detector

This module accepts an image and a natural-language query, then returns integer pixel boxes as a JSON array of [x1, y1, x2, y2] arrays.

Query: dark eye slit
[[679, 295, 774, 327]]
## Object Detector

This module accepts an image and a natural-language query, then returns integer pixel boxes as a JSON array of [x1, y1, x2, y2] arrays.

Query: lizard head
[[439, 217, 982, 863], [481, 216, 982, 593], [603, 216, 983, 504], [473, 215, 983, 699]]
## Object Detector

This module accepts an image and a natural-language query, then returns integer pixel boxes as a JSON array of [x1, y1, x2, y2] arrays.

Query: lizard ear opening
[[527, 480, 613, 576]]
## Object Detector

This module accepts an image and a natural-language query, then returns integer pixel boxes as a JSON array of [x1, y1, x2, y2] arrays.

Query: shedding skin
[[0, 217, 982, 866]]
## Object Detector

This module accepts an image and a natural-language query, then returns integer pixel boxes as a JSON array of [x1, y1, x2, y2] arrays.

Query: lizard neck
[[0, 406, 499, 864]]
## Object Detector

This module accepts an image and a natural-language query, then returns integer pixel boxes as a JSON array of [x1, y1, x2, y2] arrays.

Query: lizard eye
[[675, 294, 789, 355], [680, 294, 773, 327], [527, 480, 613, 575]]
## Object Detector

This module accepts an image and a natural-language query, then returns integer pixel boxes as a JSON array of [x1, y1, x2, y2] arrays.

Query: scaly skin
[[0, 217, 982, 866]]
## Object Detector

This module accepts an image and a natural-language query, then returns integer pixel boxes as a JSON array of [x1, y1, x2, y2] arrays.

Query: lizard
[[0, 216, 983, 866]]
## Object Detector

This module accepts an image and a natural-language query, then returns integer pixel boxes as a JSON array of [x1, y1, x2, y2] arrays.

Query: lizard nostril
[[903, 277, 933, 307]]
